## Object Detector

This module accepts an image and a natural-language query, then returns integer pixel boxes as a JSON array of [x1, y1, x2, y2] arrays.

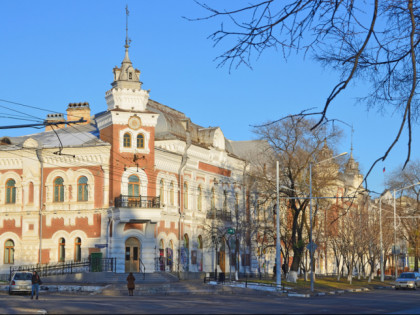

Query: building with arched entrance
[[0, 31, 251, 279]]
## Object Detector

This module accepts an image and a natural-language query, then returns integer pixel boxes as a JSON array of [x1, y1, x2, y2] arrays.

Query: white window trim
[[119, 128, 151, 154]]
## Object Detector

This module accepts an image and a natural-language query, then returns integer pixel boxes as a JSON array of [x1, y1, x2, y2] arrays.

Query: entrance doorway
[[125, 237, 140, 273]]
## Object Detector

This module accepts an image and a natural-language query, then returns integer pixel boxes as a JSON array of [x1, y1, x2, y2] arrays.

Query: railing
[[206, 208, 232, 222], [139, 258, 146, 280], [114, 195, 160, 208], [9, 257, 116, 279]]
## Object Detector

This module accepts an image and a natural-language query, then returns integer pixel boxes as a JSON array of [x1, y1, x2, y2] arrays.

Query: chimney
[[45, 113, 65, 132], [66, 102, 91, 126]]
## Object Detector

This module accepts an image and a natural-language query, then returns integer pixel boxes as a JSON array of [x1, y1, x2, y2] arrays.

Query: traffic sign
[[227, 228, 235, 235], [306, 242, 317, 253]]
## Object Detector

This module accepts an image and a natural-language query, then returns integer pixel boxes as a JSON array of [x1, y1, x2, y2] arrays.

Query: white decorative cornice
[[97, 111, 158, 130], [105, 87, 150, 112]]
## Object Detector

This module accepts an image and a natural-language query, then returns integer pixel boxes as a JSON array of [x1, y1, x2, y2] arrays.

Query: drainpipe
[[36, 149, 44, 265], [177, 127, 191, 278]]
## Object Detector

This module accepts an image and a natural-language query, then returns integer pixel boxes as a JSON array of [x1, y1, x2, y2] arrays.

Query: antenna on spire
[[125, 5, 131, 48], [350, 124, 354, 155]]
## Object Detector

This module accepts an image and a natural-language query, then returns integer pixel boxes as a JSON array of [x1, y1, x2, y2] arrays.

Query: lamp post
[[276, 161, 281, 289], [379, 195, 384, 282], [309, 152, 347, 292], [393, 181, 420, 278]]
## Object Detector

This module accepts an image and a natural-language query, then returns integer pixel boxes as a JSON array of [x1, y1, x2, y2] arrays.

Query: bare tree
[[387, 160, 420, 270], [191, 0, 420, 179], [250, 116, 344, 279]]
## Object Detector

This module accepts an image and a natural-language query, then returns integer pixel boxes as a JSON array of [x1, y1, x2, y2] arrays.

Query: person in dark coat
[[126, 272, 135, 296], [31, 271, 42, 300]]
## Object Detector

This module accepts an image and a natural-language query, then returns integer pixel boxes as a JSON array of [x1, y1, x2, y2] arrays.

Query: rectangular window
[[133, 247, 138, 261]]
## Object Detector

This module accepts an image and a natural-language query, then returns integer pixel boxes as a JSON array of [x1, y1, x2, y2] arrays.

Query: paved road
[[1, 289, 420, 314]]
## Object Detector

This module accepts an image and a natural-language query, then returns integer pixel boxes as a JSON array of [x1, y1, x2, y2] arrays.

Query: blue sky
[[0, 0, 418, 194]]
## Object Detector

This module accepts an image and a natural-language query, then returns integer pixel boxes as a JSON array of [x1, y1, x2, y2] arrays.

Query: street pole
[[308, 152, 347, 293], [379, 198, 384, 282], [309, 162, 314, 292], [393, 189, 398, 278], [276, 161, 281, 289]]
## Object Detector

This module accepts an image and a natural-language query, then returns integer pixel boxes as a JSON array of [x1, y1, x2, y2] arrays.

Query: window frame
[[170, 181, 174, 206], [197, 186, 202, 211], [77, 176, 88, 202], [59, 237, 66, 262], [4, 239, 14, 264], [128, 175, 140, 197], [136, 133, 145, 149], [159, 179, 164, 205], [5, 179, 16, 204], [123, 133, 131, 148], [74, 237, 81, 262], [54, 177, 64, 203]]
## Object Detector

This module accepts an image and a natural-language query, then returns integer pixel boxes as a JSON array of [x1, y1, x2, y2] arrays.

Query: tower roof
[[111, 6, 141, 90]]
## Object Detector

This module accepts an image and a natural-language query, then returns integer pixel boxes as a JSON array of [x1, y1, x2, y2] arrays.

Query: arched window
[[59, 238, 66, 262], [197, 186, 202, 211], [159, 179, 164, 204], [123, 133, 131, 148], [197, 235, 203, 272], [235, 193, 239, 217], [74, 237, 81, 262], [28, 182, 34, 204], [6, 179, 16, 204], [77, 176, 88, 201], [183, 182, 188, 209], [54, 177, 64, 202], [137, 134, 145, 149], [4, 239, 14, 264], [223, 190, 228, 211], [159, 239, 165, 271], [128, 175, 140, 197], [211, 187, 216, 210], [170, 181, 174, 206], [198, 235, 203, 249], [168, 240, 174, 271]]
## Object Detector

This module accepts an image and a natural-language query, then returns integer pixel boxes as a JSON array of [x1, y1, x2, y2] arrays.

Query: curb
[[287, 293, 310, 298]]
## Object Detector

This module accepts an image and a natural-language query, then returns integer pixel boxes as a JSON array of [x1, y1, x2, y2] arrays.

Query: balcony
[[206, 208, 232, 222], [114, 195, 160, 208], [113, 195, 161, 223]]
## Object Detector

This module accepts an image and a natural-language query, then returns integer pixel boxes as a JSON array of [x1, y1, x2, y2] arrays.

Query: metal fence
[[9, 257, 117, 279]]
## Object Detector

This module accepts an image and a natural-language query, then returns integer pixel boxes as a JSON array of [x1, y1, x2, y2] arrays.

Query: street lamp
[[276, 161, 281, 290], [393, 181, 420, 278], [309, 152, 347, 292]]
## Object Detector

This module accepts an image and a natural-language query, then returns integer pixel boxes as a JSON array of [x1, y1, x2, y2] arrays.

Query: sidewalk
[[0, 273, 394, 297]]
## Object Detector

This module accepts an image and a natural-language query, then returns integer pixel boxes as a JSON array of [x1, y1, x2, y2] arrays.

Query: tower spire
[[125, 5, 130, 48]]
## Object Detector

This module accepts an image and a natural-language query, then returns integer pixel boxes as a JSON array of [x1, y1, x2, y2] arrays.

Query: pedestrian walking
[[31, 271, 42, 300], [126, 272, 135, 296]]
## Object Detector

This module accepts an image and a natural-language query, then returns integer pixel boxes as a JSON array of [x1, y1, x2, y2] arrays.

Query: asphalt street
[[1, 289, 420, 314]]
